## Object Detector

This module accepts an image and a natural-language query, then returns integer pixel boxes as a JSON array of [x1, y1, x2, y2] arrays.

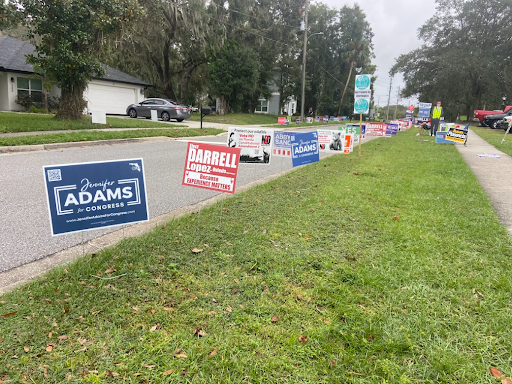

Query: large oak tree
[[3, 0, 141, 120]]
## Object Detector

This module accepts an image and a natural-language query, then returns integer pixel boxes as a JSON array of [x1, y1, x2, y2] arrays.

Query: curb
[[0, 135, 228, 154]]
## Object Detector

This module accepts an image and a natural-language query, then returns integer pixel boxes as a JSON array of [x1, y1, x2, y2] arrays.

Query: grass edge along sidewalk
[[1, 129, 512, 383], [0, 128, 226, 147]]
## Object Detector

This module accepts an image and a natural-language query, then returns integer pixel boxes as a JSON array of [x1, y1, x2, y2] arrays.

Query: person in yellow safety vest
[[431, 101, 443, 136]]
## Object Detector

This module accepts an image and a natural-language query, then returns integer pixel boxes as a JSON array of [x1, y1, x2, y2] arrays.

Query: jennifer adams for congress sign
[[43, 159, 149, 236]]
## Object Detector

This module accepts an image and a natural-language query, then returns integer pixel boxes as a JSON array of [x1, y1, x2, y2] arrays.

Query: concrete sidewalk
[[456, 129, 512, 236]]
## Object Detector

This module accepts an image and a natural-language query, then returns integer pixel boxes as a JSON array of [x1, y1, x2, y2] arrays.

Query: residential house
[[0, 35, 149, 115]]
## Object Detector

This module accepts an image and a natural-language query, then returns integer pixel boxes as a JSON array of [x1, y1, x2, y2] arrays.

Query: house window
[[255, 99, 268, 113], [17, 77, 43, 102]]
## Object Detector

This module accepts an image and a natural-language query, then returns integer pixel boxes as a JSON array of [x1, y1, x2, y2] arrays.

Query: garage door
[[85, 82, 137, 115]]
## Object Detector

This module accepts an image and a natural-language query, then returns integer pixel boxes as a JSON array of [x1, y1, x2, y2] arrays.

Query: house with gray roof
[[0, 35, 150, 114]]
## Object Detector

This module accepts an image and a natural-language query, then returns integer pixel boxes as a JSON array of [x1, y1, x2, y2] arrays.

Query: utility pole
[[393, 86, 400, 120], [386, 78, 392, 121], [300, 0, 309, 124]]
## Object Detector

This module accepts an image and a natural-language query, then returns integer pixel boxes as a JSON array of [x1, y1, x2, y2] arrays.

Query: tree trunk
[[56, 84, 87, 120], [217, 96, 228, 115], [337, 60, 354, 116]]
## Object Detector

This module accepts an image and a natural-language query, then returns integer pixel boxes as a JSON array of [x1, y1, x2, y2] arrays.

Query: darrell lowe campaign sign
[[43, 159, 149, 236]]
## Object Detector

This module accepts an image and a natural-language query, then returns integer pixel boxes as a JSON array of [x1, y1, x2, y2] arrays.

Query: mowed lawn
[[470, 125, 512, 157], [1, 129, 511, 383], [0, 112, 177, 133]]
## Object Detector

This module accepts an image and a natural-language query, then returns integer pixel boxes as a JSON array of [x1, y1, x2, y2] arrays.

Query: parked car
[[482, 108, 512, 129], [474, 105, 512, 126], [189, 106, 199, 112], [126, 98, 191, 122]]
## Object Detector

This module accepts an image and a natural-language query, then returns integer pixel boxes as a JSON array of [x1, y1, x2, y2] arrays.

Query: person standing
[[431, 101, 443, 136]]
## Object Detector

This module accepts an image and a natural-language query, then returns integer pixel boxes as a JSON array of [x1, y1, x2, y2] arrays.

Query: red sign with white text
[[182, 142, 241, 194], [365, 123, 387, 136]]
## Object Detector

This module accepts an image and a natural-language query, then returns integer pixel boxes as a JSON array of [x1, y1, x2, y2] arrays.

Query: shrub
[[15, 94, 60, 112]]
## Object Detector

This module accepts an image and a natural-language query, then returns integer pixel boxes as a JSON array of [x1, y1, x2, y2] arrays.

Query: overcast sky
[[321, 0, 437, 106]]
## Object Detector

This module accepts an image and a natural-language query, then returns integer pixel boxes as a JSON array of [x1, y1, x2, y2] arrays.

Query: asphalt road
[[2, 130, 366, 273]]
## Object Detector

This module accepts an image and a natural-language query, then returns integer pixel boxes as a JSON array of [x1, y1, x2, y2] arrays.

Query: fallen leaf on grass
[[143, 364, 156, 369], [193, 326, 207, 337], [24, 346, 29, 352], [46, 346, 53, 352], [0, 338, 3, 343], [58, 335, 68, 340], [133, 372, 142, 376], [393, 216, 399, 221], [243, 230, 249, 234], [173, 349, 187, 358], [225, 306, 232, 313], [149, 324, 161, 332], [192, 248, 203, 254], [162, 369, 174, 376], [262, 229, 267, 234], [1, 311, 16, 318], [347, 371, 362, 376], [298, 335, 308, 343], [231, 289, 238, 295], [271, 316, 278, 323], [490, 367, 502, 378], [502, 379, 512, 384], [208, 348, 218, 357]]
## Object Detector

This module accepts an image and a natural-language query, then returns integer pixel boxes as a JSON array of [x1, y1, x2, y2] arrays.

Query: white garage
[[84, 80, 144, 115]]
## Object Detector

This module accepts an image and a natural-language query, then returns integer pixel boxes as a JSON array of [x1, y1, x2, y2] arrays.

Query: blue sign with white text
[[43, 159, 149, 236], [386, 123, 398, 135], [290, 132, 320, 167]]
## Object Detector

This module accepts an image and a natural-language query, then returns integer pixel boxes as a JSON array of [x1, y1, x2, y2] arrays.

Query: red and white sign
[[365, 123, 387, 136], [278, 117, 287, 125], [182, 142, 241, 194], [398, 119, 412, 129], [343, 134, 353, 153]]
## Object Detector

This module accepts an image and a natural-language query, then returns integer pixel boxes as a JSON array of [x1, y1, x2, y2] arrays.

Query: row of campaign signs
[[278, 116, 349, 125], [43, 123, 410, 236]]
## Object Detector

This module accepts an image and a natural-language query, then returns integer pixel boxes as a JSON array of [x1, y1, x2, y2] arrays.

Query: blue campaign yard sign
[[290, 131, 320, 167], [43, 159, 149, 236]]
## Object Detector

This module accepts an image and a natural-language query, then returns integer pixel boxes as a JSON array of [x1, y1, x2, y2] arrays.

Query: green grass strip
[[0, 128, 225, 147], [0, 112, 180, 133], [1, 129, 511, 383], [470, 125, 512, 157]]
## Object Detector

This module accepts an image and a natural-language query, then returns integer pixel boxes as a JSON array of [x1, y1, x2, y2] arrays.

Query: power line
[[226, 8, 300, 31], [175, 3, 380, 96]]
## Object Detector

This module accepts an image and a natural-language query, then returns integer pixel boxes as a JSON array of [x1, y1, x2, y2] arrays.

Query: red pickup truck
[[474, 106, 512, 126]]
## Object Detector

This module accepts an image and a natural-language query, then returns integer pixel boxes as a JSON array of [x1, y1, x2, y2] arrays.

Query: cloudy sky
[[322, 0, 437, 106]]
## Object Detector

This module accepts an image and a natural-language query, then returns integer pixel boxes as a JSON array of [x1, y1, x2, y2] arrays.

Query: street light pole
[[300, 0, 309, 124]]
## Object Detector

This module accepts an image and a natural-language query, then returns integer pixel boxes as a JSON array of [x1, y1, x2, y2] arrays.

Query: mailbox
[[201, 107, 211, 116]]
